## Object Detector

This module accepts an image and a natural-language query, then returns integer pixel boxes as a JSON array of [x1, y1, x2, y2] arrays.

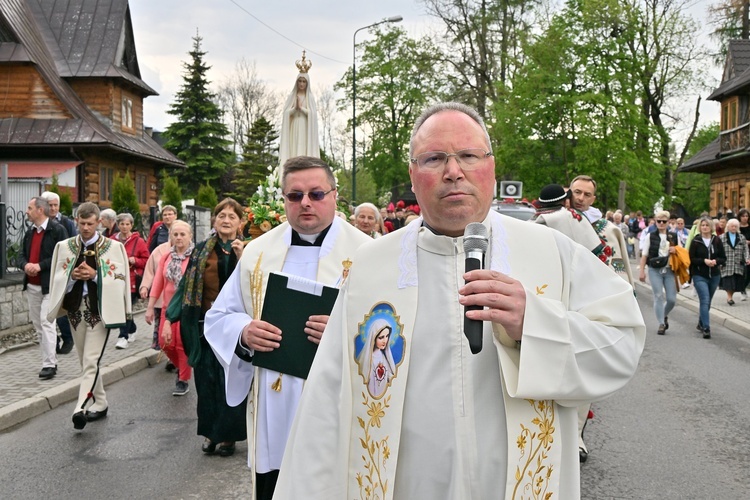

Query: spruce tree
[[161, 174, 184, 219], [196, 183, 218, 209], [230, 116, 279, 203], [164, 33, 233, 197], [48, 172, 73, 216], [112, 172, 142, 230]]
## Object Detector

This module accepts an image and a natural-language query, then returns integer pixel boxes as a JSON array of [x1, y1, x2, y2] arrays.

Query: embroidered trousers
[[69, 302, 110, 414]]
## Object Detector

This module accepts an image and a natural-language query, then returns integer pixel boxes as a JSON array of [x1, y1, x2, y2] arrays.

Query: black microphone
[[463, 222, 489, 354]]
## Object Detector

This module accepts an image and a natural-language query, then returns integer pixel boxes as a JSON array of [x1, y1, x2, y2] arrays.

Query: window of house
[[136, 173, 148, 205], [716, 190, 724, 215], [100, 167, 115, 202], [121, 97, 133, 130], [722, 97, 739, 131], [731, 190, 739, 212]]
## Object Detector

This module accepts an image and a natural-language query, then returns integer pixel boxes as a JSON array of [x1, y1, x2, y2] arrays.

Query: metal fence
[[1, 202, 31, 278]]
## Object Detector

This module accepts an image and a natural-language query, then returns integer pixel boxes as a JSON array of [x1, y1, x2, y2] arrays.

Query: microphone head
[[463, 222, 489, 254]]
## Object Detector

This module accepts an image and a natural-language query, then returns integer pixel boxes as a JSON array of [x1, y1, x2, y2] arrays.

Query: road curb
[[0, 348, 160, 432]]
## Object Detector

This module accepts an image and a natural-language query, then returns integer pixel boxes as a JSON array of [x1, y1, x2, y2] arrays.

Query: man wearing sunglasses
[[204, 156, 370, 500], [275, 103, 645, 499]]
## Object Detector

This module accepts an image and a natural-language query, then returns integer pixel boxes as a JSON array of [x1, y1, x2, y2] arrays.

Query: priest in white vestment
[[204, 156, 370, 500], [274, 103, 646, 499]]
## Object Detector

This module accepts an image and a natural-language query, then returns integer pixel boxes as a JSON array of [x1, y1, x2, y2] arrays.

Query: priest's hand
[[305, 315, 329, 345], [241, 319, 282, 352], [459, 269, 526, 342]]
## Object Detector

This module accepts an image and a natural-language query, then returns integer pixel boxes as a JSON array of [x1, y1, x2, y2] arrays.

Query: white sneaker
[[128, 332, 136, 343], [742, 294, 748, 301], [681, 283, 691, 289], [115, 337, 128, 349]]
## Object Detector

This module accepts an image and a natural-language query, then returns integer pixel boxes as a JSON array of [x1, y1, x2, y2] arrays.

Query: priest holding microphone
[[274, 102, 646, 499]]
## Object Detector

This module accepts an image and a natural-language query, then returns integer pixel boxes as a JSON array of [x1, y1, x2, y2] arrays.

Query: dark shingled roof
[[0, 0, 181, 167], [30, 0, 156, 94], [708, 40, 750, 100], [678, 138, 721, 172]]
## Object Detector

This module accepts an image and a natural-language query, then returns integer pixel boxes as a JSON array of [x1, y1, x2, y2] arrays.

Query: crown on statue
[[295, 50, 312, 74]]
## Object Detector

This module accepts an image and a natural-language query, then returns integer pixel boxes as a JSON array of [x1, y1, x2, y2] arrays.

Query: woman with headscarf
[[146, 220, 194, 396], [278, 70, 319, 165], [720, 218, 749, 305], [357, 318, 396, 398], [166, 198, 247, 457]]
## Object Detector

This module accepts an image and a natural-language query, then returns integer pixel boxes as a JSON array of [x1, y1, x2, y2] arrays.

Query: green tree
[[230, 116, 279, 203], [674, 123, 718, 218], [335, 26, 443, 200], [48, 171, 73, 216], [164, 33, 233, 197], [422, 0, 541, 118], [196, 183, 218, 209], [492, 0, 662, 211], [112, 172, 142, 230], [161, 173, 183, 219]]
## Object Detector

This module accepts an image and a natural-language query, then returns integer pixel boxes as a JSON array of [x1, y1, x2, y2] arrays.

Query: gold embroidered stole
[[238, 220, 368, 499], [344, 214, 565, 499]]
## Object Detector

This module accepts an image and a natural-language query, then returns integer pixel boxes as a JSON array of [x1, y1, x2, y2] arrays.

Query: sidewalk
[[2, 278, 750, 433], [0, 310, 161, 431]]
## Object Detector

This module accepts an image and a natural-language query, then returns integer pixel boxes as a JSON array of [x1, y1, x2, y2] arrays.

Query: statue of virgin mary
[[278, 51, 320, 165]]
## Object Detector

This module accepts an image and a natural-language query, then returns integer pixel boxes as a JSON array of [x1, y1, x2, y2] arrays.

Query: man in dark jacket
[[18, 197, 68, 379]]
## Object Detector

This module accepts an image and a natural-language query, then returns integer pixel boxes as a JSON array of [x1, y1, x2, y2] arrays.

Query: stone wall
[[0, 280, 29, 331]]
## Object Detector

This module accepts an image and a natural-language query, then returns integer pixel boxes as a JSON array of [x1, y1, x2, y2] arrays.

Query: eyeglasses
[[410, 148, 493, 169], [282, 188, 335, 203], [656, 220, 667, 224]]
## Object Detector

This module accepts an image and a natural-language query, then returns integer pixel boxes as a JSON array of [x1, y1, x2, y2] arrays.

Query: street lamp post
[[352, 15, 402, 204]]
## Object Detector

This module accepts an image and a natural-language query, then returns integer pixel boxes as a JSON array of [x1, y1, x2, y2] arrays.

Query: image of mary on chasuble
[[355, 303, 404, 399]]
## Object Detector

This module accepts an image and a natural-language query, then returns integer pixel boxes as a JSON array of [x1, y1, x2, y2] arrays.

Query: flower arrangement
[[244, 165, 287, 235]]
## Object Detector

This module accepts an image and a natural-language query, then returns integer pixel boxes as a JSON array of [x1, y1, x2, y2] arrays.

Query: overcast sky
[[129, 0, 720, 137], [129, 0, 434, 131]]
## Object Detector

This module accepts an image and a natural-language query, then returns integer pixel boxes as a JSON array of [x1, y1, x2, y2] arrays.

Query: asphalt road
[[580, 292, 750, 499], [1, 293, 749, 499], [0, 362, 251, 500]]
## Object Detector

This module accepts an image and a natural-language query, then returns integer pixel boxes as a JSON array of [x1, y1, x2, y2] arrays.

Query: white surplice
[[204, 217, 370, 479], [274, 211, 646, 499]]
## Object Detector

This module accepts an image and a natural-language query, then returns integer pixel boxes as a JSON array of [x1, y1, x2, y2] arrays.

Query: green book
[[252, 272, 339, 379]]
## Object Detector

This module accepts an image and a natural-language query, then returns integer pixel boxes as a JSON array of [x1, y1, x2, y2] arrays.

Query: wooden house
[[680, 40, 750, 215], [0, 0, 184, 213]]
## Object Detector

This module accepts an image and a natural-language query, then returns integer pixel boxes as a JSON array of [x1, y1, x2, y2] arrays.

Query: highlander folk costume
[[47, 233, 131, 418]]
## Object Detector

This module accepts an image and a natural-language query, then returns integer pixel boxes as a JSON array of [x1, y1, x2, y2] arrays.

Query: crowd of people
[[18, 102, 652, 499]]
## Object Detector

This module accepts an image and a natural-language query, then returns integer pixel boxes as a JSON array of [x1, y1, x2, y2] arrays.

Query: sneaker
[[173, 380, 189, 396], [743, 294, 748, 302], [657, 324, 666, 335], [681, 283, 691, 289], [115, 337, 128, 349], [128, 332, 136, 343], [165, 361, 176, 372]]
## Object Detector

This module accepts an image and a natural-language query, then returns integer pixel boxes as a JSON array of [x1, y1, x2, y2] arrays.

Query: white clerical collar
[[298, 232, 320, 244], [80, 232, 100, 247], [35, 217, 49, 232]]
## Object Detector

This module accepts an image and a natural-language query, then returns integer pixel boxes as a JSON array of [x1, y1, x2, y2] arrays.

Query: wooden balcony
[[720, 122, 750, 154]]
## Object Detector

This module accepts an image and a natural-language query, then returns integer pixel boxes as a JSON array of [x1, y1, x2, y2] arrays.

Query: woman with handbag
[[112, 213, 148, 349], [689, 217, 726, 339], [639, 210, 678, 335], [719, 218, 749, 306]]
